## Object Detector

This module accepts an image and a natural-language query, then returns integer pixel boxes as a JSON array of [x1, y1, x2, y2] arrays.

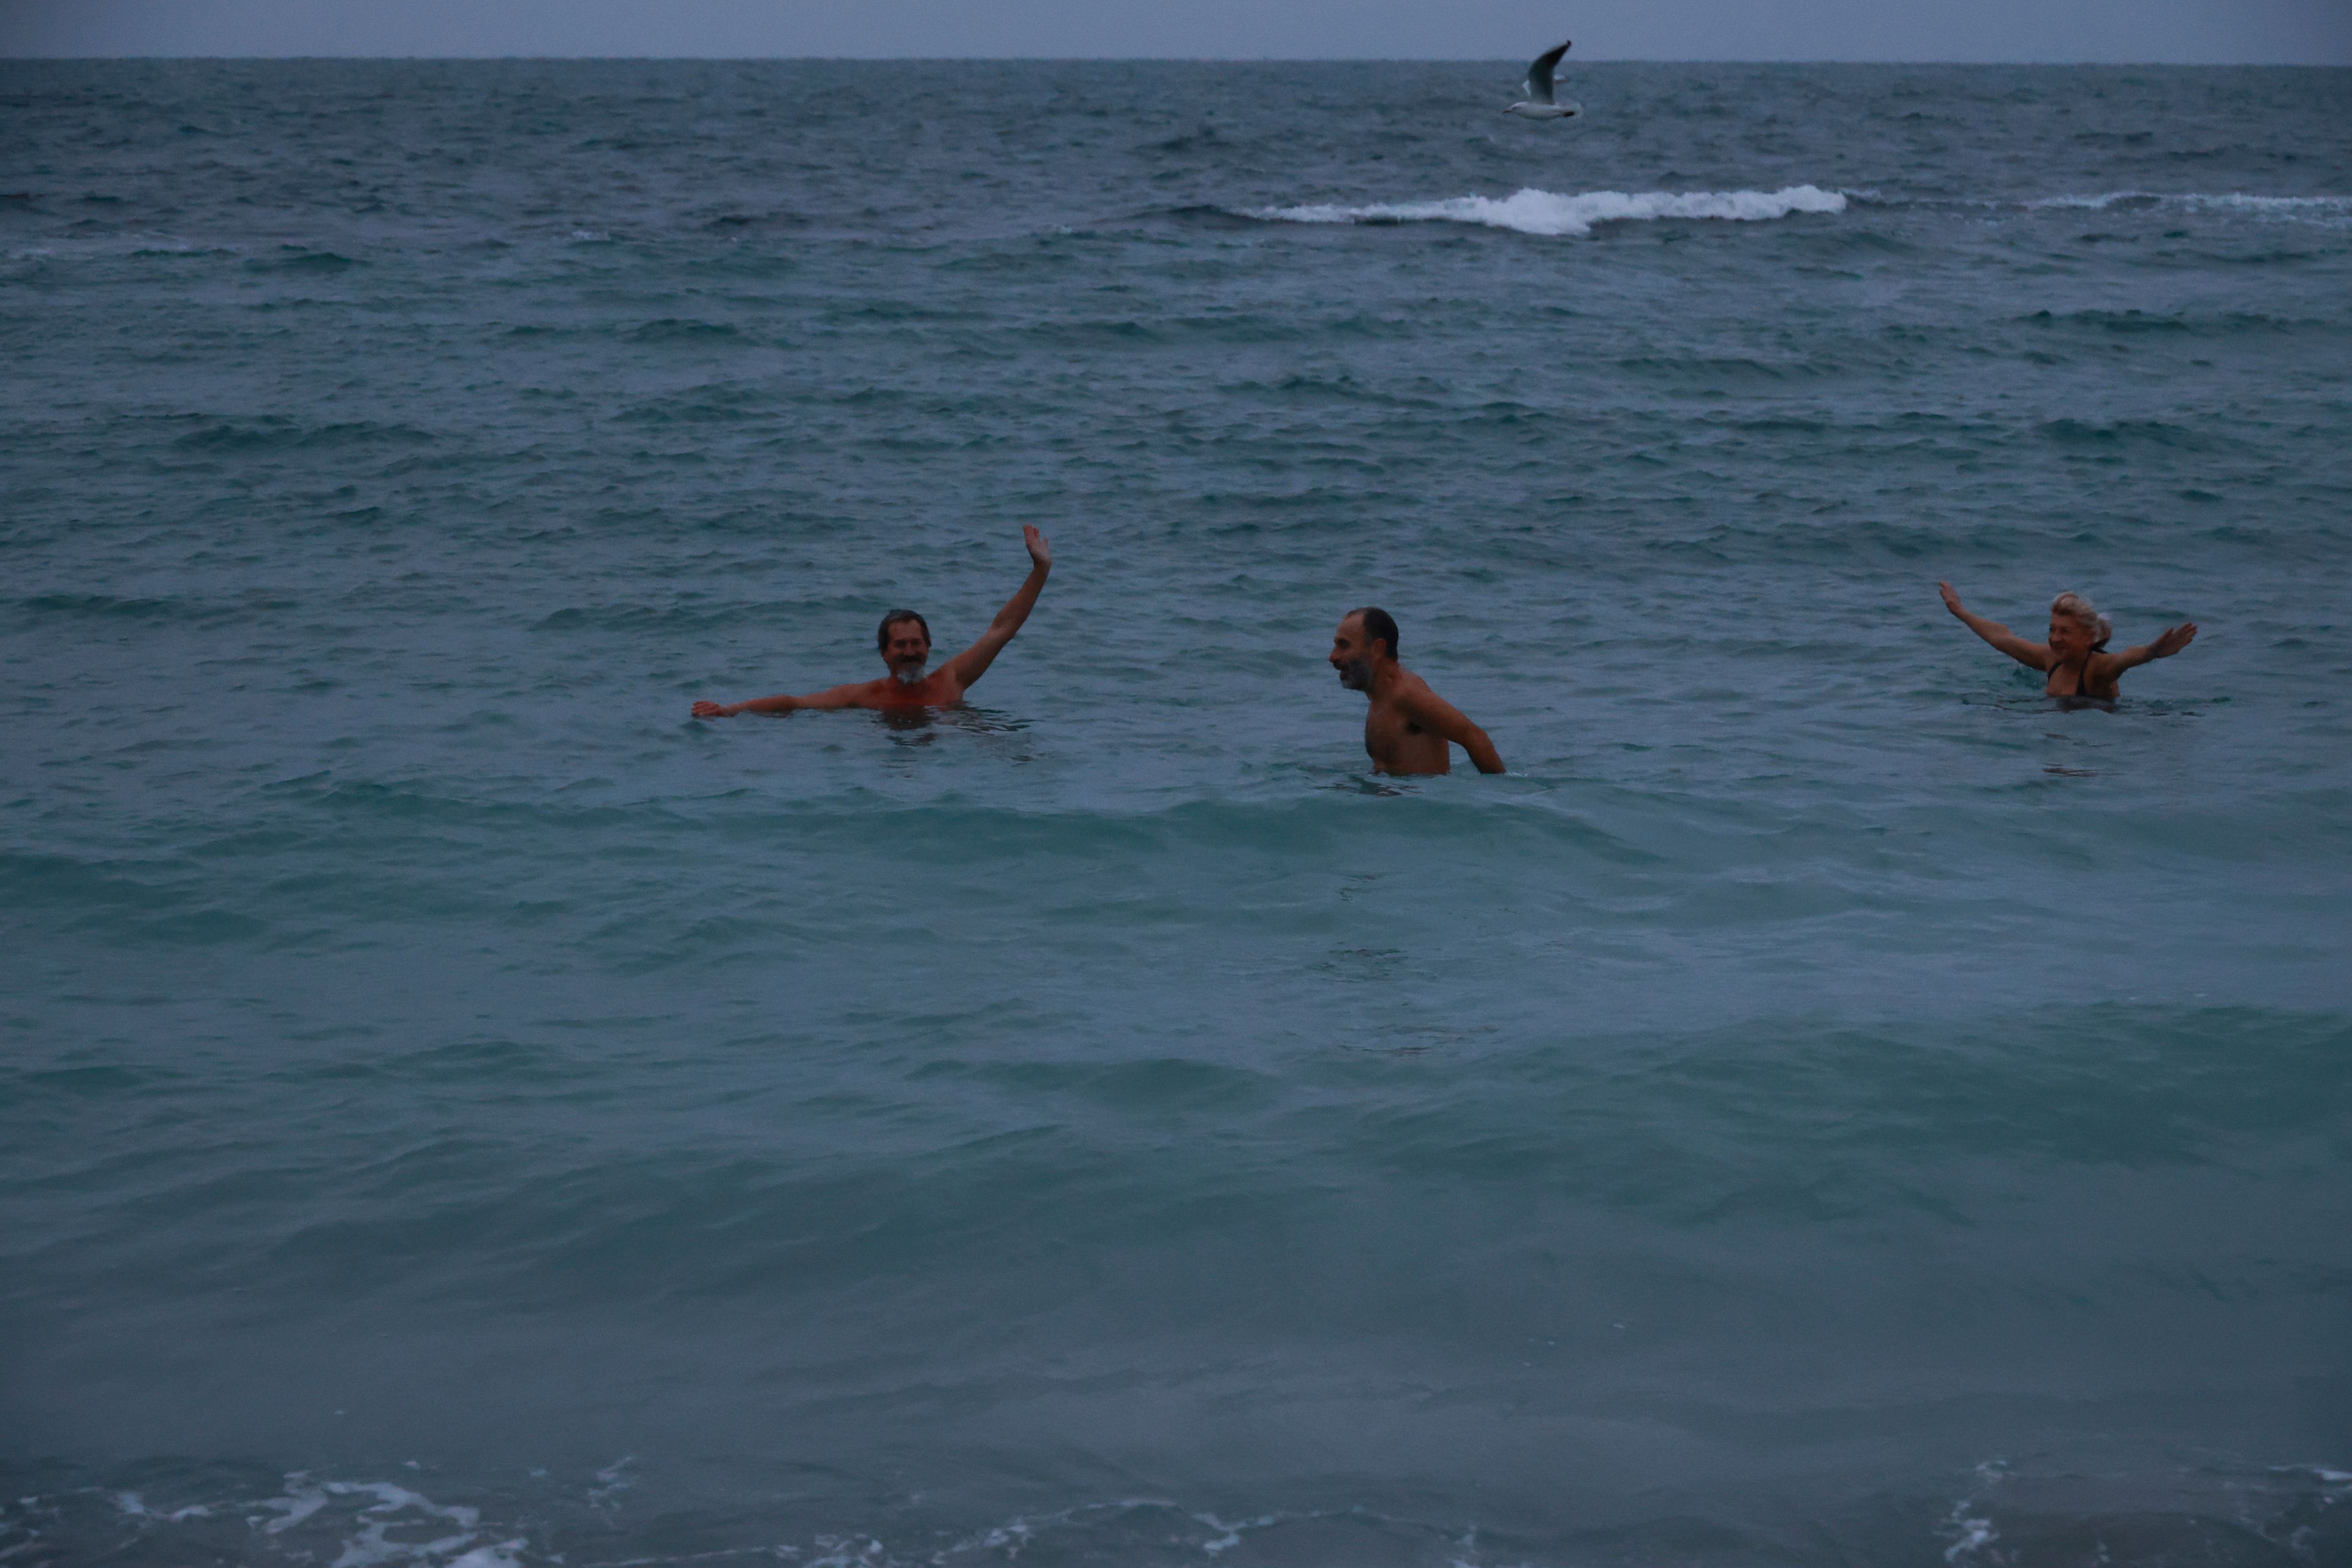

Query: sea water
[[2, 60, 2348, 1567]]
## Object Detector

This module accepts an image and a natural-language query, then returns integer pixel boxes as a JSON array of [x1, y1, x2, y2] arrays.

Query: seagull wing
[[1523, 40, 1571, 104]]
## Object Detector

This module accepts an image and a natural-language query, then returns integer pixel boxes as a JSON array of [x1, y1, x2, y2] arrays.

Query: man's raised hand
[[1023, 524, 1052, 570]]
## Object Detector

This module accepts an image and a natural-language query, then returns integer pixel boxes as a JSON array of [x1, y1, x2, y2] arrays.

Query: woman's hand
[[2149, 622, 2198, 659], [691, 701, 737, 718], [1937, 581, 1966, 618]]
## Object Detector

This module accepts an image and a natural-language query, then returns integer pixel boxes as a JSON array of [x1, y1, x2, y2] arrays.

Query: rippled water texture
[[3, 60, 2350, 1568]]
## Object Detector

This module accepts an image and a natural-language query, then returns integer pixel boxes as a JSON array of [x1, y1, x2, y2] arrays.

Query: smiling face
[[1329, 614, 1385, 690], [2047, 609, 2097, 661], [880, 617, 933, 684]]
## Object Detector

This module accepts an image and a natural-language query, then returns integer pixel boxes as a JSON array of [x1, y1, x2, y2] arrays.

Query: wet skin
[[693, 527, 1052, 718], [1937, 581, 2199, 699], [1329, 613, 1506, 776]]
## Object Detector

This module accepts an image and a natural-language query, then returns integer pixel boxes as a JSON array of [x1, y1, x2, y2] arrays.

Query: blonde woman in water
[[1938, 582, 2198, 700]]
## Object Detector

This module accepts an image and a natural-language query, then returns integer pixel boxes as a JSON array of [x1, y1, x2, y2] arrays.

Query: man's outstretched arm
[[1401, 687, 1507, 774], [692, 684, 867, 718], [940, 526, 1052, 690]]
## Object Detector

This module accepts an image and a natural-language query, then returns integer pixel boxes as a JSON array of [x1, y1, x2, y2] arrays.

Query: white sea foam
[[260, 1477, 331, 1534], [587, 1454, 635, 1514], [1255, 184, 1847, 238], [1942, 1502, 1997, 1563], [444, 1545, 528, 1568], [252, 1476, 491, 1567], [1193, 1510, 1284, 1558]]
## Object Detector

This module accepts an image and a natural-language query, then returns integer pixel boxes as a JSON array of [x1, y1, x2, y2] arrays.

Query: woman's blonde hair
[[2051, 592, 2113, 650]]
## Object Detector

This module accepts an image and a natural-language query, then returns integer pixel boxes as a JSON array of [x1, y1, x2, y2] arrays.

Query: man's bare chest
[[1363, 701, 1432, 753]]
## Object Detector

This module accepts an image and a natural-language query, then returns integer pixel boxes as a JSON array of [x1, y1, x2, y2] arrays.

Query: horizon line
[[7, 53, 2348, 66]]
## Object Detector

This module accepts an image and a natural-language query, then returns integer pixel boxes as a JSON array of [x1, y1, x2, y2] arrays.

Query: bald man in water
[[1328, 607, 1505, 775], [692, 526, 1051, 717]]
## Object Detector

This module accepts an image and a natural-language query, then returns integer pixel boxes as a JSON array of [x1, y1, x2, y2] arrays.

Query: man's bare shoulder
[[1387, 668, 1456, 714]]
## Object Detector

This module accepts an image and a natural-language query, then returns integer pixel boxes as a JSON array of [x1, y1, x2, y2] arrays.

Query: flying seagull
[[1505, 40, 1578, 119]]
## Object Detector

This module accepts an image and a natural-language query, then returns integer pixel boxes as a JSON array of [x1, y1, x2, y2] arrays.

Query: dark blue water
[[3, 59, 2349, 1568]]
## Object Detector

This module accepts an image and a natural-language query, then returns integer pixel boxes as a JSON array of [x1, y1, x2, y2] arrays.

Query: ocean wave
[[2024, 191, 2352, 217], [169, 418, 438, 452], [1252, 184, 1847, 238], [624, 317, 742, 343], [243, 247, 364, 273], [4, 236, 243, 262], [14, 1455, 2350, 1568], [12, 1472, 531, 1568], [1261, 186, 1844, 237], [1846, 188, 2352, 225]]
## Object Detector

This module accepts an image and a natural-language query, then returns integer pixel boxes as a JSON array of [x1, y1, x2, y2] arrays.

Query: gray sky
[[4, 0, 2348, 62]]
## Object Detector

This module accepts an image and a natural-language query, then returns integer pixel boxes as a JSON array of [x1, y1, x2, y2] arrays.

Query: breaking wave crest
[[1253, 184, 1847, 238]]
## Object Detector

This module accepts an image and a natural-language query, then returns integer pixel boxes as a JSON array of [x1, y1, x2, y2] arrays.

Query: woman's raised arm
[[2101, 621, 2199, 674], [1939, 581, 2048, 669]]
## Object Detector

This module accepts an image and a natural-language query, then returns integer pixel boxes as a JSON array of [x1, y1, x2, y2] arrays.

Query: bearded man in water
[[1328, 606, 1506, 775], [692, 526, 1051, 717]]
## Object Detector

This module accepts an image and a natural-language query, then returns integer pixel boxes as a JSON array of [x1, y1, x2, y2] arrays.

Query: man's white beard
[[891, 662, 928, 686], [1337, 660, 1371, 691]]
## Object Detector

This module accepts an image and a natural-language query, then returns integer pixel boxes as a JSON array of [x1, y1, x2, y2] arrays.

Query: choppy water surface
[[3, 60, 2350, 1568]]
